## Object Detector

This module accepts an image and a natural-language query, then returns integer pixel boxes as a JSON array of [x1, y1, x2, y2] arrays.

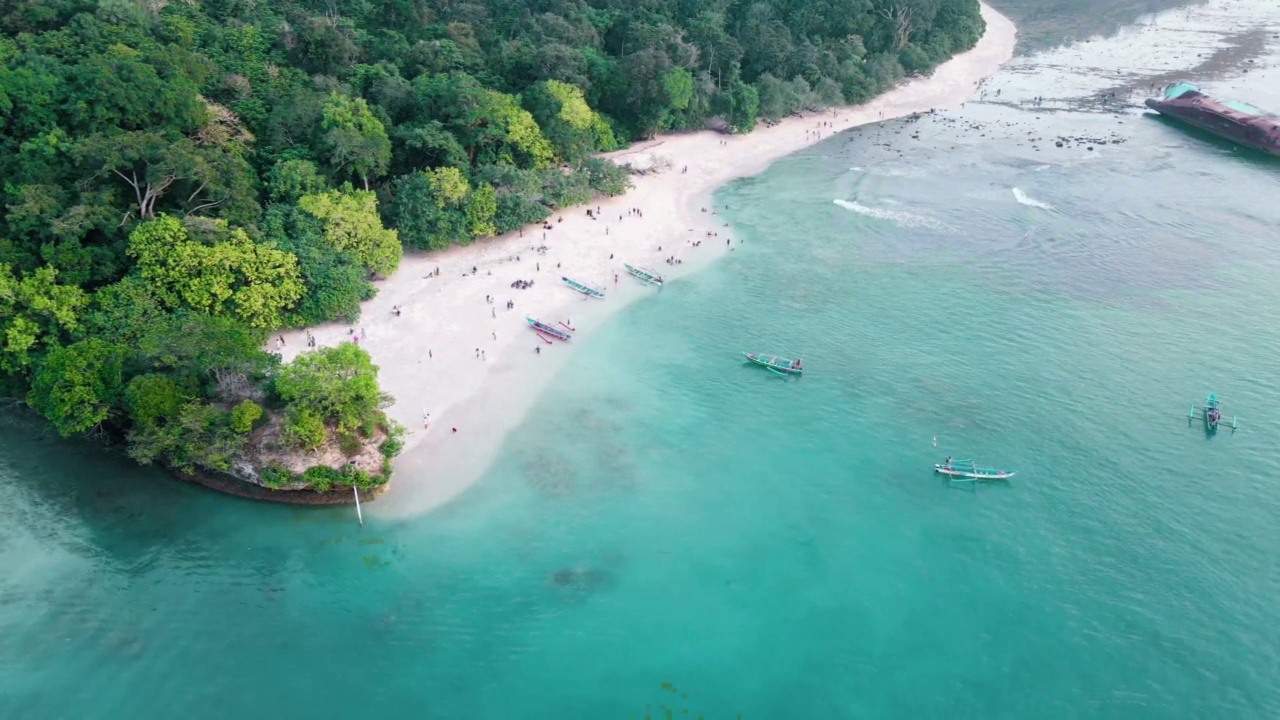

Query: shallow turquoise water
[[5, 8, 1280, 718]]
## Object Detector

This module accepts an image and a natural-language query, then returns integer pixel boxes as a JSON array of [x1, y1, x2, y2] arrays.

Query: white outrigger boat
[[934, 458, 1016, 482]]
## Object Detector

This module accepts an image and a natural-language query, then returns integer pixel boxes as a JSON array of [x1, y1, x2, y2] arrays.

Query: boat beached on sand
[[562, 276, 605, 299], [743, 352, 803, 377], [624, 264, 664, 286], [934, 458, 1016, 481], [526, 317, 572, 342]]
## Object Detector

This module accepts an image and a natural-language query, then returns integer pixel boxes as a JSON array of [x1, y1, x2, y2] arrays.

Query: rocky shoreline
[[171, 465, 389, 505]]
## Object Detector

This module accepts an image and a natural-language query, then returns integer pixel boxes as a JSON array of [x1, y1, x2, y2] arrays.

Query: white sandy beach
[[275, 3, 1017, 516]]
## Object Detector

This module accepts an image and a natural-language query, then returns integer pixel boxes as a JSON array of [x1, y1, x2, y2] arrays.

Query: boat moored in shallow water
[[624, 264, 664, 286], [934, 458, 1016, 481]]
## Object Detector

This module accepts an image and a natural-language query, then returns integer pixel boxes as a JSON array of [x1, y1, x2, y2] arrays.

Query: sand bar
[[274, 3, 1017, 517]]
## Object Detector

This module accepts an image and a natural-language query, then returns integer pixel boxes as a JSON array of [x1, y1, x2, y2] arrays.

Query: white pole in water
[[353, 486, 364, 527]]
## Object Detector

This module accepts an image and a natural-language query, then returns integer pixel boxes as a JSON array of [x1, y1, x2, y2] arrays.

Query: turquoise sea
[[4, 3, 1280, 717]]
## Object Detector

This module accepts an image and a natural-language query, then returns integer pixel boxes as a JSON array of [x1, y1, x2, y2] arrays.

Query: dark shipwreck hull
[[1145, 83, 1280, 157]]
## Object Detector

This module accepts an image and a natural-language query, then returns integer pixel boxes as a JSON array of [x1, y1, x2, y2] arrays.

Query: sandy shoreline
[[275, 3, 1017, 517]]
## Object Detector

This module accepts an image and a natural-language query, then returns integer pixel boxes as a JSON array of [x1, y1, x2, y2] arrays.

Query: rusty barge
[[1144, 83, 1280, 157]]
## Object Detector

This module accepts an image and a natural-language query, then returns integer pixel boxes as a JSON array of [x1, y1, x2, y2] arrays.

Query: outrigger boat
[[1189, 393, 1237, 431], [743, 352, 803, 377], [526, 317, 573, 342], [934, 458, 1016, 481], [562, 276, 605, 299], [624, 264, 664, 286]]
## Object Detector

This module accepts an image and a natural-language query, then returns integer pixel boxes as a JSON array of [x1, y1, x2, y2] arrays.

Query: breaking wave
[[1012, 188, 1055, 210], [832, 199, 950, 231]]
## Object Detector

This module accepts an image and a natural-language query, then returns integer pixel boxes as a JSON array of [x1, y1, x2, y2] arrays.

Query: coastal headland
[[274, 3, 1018, 515]]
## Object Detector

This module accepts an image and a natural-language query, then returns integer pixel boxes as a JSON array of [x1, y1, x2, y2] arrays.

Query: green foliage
[[302, 465, 342, 492], [380, 437, 404, 459], [298, 464, 384, 491], [127, 216, 305, 328], [259, 462, 296, 489], [282, 408, 327, 451], [298, 190, 401, 278], [0, 263, 87, 373], [124, 373, 187, 426], [27, 339, 125, 437], [266, 159, 327, 203], [127, 402, 246, 472], [276, 343, 389, 435], [262, 205, 373, 326], [134, 310, 273, 383], [523, 80, 617, 162], [337, 430, 364, 457], [581, 158, 632, 197], [230, 400, 263, 434], [391, 167, 497, 250], [320, 94, 392, 189]]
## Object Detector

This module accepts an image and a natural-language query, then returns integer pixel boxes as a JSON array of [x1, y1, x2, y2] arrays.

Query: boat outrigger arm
[[1189, 393, 1238, 431]]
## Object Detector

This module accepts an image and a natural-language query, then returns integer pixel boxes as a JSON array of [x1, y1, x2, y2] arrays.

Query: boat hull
[[743, 353, 802, 374], [934, 465, 1015, 480], [526, 317, 572, 341], [624, 264, 664, 286], [1144, 86, 1280, 157], [562, 277, 605, 298]]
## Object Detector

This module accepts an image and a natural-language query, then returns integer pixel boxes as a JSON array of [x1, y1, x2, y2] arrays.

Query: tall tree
[[320, 93, 391, 190], [298, 190, 402, 278], [127, 215, 305, 329]]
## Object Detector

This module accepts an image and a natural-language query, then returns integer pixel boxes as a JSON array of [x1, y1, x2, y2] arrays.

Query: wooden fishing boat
[[624, 264, 664, 286], [562, 276, 605, 299], [934, 459, 1016, 481], [743, 352, 803, 376], [526, 317, 572, 342], [1189, 393, 1237, 431]]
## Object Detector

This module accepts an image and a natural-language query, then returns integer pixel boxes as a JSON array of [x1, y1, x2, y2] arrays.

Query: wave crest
[[832, 199, 951, 231], [1012, 188, 1055, 211]]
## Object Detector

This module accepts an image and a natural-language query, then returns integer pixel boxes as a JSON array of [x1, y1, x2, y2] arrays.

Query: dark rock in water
[[549, 567, 610, 594]]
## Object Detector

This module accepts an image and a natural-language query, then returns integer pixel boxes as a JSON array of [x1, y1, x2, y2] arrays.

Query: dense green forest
[[0, 0, 983, 494]]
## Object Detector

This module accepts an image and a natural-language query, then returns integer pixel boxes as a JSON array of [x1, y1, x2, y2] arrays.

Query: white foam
[[833, 199, 951, 231], [1012, 187, 1055, 210]]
